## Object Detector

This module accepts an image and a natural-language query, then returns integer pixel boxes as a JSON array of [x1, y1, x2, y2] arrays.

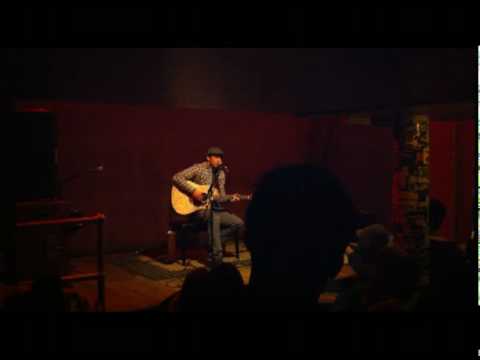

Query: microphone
[[219, 164, 229, 173], [63, 164, 104, 184]]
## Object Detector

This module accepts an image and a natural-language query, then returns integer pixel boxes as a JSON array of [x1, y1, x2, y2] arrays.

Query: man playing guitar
[[172, 147, 247, 267]]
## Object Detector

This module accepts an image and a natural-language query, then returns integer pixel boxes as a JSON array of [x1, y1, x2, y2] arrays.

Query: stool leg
[[235, 228, 240, 259], [167, 230, 176, 263], [180, 230, 186, 266]]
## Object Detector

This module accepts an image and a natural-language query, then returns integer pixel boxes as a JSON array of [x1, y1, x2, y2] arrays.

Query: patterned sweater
[[172, 161, 229, 203]]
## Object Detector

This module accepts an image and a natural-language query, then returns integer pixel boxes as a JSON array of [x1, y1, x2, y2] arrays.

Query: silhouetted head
[[177, 268, 210, 312], [367, 246, 421, 302], [245, 164, 358, 305], [350, 224, 394, 278], [207, 262, 245, 311], [209, 262, 245, 296], [178, 264, 245, 312]]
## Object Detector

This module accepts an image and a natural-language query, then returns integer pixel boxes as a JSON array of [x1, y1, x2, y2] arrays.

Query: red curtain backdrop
[[429, 120, 474, 243], [16, 101, 310, 254], [309, 117, 395, 227], [17, 100, 471, 254]]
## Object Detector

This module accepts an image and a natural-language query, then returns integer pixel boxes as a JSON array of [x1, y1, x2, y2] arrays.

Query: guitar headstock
[[231, 193, 252, 202]]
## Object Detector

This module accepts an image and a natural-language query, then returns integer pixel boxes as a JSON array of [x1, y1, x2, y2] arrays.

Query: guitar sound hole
[[191, 194, 207, 206]]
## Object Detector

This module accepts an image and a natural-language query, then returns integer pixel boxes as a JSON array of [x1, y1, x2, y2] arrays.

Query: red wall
[[430, 120, 474, 242], [308, 117, 395, 227], [21, 101, 467, 254], [429, 121, 456, 240], [17, 100, 473, 254], [328, 125, 395, 227], [455, 120, 475, 243], [16, 101, 311, 254]]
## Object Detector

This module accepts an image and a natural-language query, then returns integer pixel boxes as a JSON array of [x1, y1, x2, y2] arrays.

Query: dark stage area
[[5, 46, 477, 351]]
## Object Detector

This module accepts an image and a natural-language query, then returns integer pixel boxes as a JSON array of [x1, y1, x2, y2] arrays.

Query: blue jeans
[[192, 209, 244, 263]]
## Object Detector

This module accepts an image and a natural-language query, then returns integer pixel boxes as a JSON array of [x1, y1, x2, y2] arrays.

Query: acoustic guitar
[[171, 180, 251, 215]]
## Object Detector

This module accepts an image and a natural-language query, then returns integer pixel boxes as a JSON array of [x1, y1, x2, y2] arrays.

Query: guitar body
[[171, 181, 219, 215]]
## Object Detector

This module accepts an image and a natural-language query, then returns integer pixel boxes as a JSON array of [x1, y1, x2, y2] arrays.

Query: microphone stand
[[206, 166, 221, 267], [57, 165, 104, 231]]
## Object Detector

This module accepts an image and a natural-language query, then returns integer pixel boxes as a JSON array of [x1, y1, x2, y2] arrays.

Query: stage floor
[[0, 242, 356, 312]]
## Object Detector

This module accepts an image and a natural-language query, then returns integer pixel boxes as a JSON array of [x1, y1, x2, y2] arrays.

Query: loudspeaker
[[15, 111, 59, 202]]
